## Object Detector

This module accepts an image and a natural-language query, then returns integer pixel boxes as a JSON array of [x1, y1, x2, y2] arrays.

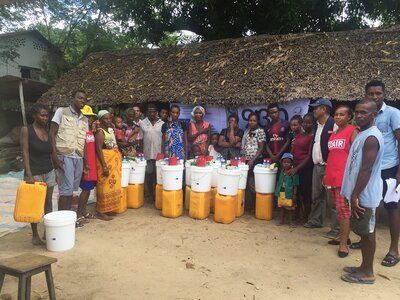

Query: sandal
[[75, 220, 84, 228], [341, 273, 375, 284], [343, 266, 358, 274], [381, 253, 400, 267], [83, 212, 97, 219]]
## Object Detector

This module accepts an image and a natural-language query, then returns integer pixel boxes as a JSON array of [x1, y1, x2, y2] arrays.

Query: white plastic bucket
[[254, 165, 278, 194], [121, 161, 131, 187], [238, 164, 249, 189], [217, 168, 241, 196], [129, 160, 147, 184], [44, 211, 76, 252], [211, 161, 221, 187], [185, 160, 192, 186], [156, 161, 163, 185], [191, 166, 213, 192], [162, 164, 184, 191]]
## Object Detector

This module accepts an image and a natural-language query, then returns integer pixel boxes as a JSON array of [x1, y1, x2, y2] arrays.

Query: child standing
[[208, 133, 222, 159], [275, 153, 299, 227], [77, 105, 98, 226]]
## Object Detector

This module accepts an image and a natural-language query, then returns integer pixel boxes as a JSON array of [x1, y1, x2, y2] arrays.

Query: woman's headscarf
[[191, 105, 206, 122], [97, 110, 110, 119]]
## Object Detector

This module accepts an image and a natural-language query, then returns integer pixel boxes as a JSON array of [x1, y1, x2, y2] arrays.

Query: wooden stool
[[0, 253, 57, 300]]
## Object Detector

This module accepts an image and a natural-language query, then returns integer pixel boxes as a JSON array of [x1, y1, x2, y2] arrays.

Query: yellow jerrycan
[[127, 184, 144, 208], [189, 191, 211, 220], [214, 193, 236, 224], [14, 181, 47, 223], [255, 193, 274, 220]]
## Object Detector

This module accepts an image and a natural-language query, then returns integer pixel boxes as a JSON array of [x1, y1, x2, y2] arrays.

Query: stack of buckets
[[161, 157, 184, 218], [189, 156, 213, 219], [215, 159, 241, 224], [155, 153, 165, 209], [184, 160, 192, 210], [210, 159, 221, 213], [119, 158, 131, 213], [237, 159, 249, 217], [254, 159, 278, 220], [127, 156, 147, 209]]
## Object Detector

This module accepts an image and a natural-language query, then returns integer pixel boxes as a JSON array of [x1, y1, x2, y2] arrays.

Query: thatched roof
[[40, 26, 400, 106]]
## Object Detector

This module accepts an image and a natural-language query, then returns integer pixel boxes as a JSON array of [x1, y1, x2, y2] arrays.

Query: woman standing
[[162, 105, 188, 159], [218, 114, 244, 160], [287, 114, 314, 222], [241, 113, 266, 208], [20, 103, 56, 245], [324, 106, 358, 257], [188, 106, 210, 156], [95, 110, 122, 221]]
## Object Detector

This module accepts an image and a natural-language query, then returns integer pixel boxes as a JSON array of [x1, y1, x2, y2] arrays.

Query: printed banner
[[237, 99, 310, 129], [171, 99, 310, 133]]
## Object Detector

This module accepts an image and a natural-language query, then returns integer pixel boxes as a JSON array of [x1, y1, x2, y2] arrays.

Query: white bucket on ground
[[121, 161, 131, 187], [217, 168, 241, 196], [162, 164, 184, 191], [129, 160, 147, 184], [211, 161, 221, 187], [44, 210, 76, 252], [156, 161, 163, 185], [191, 166, 213, 193], [238, 164, 249, 189], [254, 165, 278, 194], [185, 160, 192, 186]]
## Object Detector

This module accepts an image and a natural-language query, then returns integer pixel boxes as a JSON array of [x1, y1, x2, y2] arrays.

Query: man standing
[[365, 80, 400, 267], [265, 103, 291, 162], [341, 99, 383, 284], [140, 103, 164, 202], [50, 90, 88, 210], [304, 99, 339, 237]]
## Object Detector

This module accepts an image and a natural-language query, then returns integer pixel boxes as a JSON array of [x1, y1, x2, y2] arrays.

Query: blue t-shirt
[[375, 102, 400, 170], [341, 126, 384, 208]]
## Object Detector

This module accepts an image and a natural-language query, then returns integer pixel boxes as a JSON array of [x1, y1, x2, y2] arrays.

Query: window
[[20, 66, 41, 81]]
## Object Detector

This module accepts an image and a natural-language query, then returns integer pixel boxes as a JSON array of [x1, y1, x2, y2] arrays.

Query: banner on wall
[[172, 99, 310, 133], [237, 99, 310, 129]]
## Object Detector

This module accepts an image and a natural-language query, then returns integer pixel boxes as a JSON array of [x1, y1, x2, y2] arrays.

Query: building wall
[[0, 33, 52, 83]]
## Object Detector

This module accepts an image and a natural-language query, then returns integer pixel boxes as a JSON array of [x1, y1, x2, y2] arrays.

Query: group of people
[[21, 80, 399, 285]]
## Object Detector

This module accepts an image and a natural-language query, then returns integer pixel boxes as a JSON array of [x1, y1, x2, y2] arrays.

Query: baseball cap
[[81, 105, 96, 116], [281, 153, 294, 161], [309, 98, 332, 108]]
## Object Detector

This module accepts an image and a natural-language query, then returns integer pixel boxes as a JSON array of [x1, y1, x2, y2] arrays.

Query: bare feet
[[32, 236, 45, 246]]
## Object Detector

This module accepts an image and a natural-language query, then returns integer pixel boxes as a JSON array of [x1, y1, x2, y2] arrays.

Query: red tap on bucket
[[156, 153, 164, 161], [168, 157, 178, 165], [230, 159, 239, 167], [206, 155, 213, 162], [197, 156, 206, 167]]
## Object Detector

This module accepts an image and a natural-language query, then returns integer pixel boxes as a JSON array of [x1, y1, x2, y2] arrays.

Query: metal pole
[[19, 80, 27, 126]]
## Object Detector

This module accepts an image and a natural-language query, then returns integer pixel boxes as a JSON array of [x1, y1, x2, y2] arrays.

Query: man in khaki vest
[[50, 90, 88, 211]]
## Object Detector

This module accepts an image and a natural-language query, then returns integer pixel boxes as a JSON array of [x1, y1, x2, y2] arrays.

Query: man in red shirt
[[265, 103, 291, 162]]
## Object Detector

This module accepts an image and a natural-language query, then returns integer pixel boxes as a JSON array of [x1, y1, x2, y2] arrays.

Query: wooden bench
[[0, 253, 57, 300]]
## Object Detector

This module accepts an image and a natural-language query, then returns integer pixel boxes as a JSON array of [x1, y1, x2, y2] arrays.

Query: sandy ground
[[1, 204, 399, 300]]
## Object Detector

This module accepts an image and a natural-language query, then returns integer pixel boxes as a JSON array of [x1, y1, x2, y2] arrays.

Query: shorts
[[381, 165, 399, 209], [350, 207, 376, 236], [57, 155, 84, 196], [33, 169, 57, 187], [329, 188, 350, 220], [79, 180, 96, 191]]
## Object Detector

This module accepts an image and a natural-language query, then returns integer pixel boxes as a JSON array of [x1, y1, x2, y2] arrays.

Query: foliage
[[0, 43, 20, 65]]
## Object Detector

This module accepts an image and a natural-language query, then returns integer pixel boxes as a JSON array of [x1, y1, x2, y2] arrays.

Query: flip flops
[[343, 266, 358, 274], [341, 273, 375, 284], [381, 253, 400, 267]]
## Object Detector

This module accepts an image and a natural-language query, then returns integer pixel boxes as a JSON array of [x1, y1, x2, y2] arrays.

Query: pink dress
[[190, 121, 210, 155]]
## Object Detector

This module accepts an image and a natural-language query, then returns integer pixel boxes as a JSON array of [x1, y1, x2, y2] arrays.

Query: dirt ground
[[1, 204, 399, 300]]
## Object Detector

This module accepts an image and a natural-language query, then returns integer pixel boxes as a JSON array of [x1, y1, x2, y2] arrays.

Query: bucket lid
[[239, 164, 249, 171], [254, 165, 278, 173], [218, 168, 241, 176], [162, 164, 184, 170], [44, 210, 77, 222]]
